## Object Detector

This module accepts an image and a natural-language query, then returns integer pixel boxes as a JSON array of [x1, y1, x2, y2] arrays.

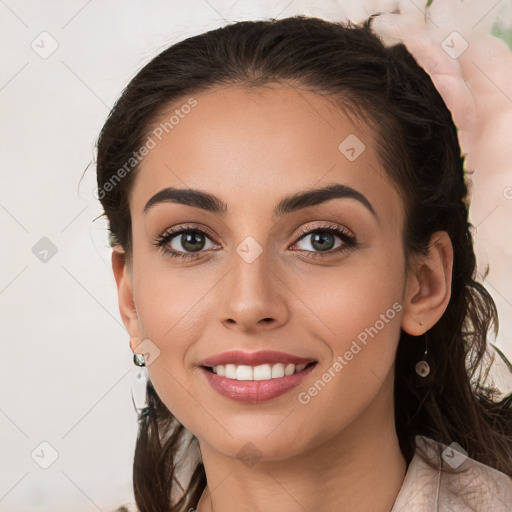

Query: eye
[[152, 224, 219, 260], [290, 223, 357, 259], [152, 222, 357, 261]]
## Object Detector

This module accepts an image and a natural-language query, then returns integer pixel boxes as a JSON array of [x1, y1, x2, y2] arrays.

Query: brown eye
[[299, 231, 338, 252], [153, 225, 219, 260], [290, 224, 357, 258], [175, 231, 207, 252]]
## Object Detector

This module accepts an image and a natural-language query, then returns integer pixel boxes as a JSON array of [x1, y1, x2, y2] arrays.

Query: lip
[[200, 362, 318, 403], [197, 350, 317, 367]]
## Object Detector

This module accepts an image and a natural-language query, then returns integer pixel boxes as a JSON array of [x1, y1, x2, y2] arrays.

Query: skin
[[112, 83, 453, 512]]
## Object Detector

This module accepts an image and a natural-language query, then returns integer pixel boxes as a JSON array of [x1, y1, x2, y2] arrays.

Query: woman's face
[[120, 83, 411, 460]]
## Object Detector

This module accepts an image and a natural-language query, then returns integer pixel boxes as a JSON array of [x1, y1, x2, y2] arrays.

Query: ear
[[401, 231, 453, 336], [111, 246, 141, 340]]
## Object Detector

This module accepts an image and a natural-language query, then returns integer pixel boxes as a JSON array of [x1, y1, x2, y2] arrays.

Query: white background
[[1, 1, 511, 511]]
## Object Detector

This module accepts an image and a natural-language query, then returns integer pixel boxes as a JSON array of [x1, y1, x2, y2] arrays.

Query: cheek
[[288, 250, 405, 431], [130, 257, 217, 423], [132, 263, 212, 360], [290, 246, 405, 427], [296, 241, 404, 334]]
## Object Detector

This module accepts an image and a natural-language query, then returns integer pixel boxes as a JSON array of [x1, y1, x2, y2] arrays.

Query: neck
[[196, 375, 407, 512]]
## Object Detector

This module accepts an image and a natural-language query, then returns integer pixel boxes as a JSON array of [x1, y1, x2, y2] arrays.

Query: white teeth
[[208, 362, 312, 380], [225, 364, 237, 379], [284, 364, 295, 376], [236, 365, 253, 381], [271, 363, 285, 378], [254, 364, 272, 380]]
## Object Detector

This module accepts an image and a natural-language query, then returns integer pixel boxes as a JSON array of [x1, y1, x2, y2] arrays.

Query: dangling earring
[[415, 332, 431, 377], [133, 353, 146, 367], [130, 337, 146, 367]]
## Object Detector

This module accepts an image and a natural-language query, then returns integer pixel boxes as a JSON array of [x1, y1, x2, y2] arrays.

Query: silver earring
[[133, 353, 146, 367], [415, 334, 430, 377]]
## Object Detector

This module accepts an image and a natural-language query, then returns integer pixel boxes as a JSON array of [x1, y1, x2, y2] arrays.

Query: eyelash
[[152, 223, 358, 261]]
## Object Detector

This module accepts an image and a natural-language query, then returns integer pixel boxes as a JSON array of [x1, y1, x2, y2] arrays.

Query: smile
[[200, 361, 318, 403], [203, 361, 316, 380]]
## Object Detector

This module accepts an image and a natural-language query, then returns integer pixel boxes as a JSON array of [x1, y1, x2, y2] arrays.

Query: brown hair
[[95, 15, 512, 512]]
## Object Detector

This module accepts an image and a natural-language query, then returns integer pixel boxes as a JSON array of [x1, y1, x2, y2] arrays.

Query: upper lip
[[198, 350, 317, 367]]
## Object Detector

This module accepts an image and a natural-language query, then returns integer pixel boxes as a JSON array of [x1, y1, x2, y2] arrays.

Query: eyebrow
[[143, 183, 376, 218]]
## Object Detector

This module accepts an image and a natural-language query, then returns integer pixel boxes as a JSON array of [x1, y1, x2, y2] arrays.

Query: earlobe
[[111, 247, 141, 339], [401, 231, 453, 336]]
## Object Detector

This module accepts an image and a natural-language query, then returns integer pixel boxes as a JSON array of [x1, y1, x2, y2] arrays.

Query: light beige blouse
[[390, 435, 512, 511]]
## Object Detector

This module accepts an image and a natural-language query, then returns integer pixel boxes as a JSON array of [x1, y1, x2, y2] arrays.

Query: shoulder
[[391, 435, 512, 512]]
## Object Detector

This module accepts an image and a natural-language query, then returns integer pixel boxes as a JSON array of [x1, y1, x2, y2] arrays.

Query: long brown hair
[[95, 15, 512, 512]]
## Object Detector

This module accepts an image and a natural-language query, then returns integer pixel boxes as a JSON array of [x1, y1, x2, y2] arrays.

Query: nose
[[217, 247, 289, 333]]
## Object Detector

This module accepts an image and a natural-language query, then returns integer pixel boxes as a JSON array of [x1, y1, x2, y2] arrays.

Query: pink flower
[[368, 0, 512, 178]]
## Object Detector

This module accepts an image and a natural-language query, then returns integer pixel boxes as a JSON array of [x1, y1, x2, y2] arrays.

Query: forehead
[[129, 84, 403, 223]]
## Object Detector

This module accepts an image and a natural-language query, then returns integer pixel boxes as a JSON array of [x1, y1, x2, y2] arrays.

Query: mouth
[[199, 361, 318, 403], [201, 361, 317, 380]]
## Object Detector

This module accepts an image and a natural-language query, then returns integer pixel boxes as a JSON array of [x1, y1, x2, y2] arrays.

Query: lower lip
[[199, 363, 317, 403]]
